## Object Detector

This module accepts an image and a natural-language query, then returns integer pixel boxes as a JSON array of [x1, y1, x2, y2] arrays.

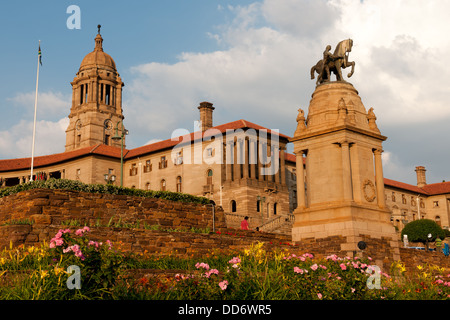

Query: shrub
[[401, 219, 446, 249], [0, 178, 210, 205]]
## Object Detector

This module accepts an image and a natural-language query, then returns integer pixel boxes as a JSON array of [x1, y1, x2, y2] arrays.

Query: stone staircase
[[258, 214, 295, 234], [224, 212, 294, 235]]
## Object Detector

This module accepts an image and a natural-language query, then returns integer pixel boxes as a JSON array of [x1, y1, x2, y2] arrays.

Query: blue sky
[[1, 0, 450, 186]]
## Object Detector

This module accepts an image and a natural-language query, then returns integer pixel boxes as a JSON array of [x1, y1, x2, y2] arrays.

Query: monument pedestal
[[291, 81, 399, 267]]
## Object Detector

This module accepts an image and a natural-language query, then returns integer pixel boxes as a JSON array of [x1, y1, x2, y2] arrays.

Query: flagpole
[[30, 40, 41, 182]]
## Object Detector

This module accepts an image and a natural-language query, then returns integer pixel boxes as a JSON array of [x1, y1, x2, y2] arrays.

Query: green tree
[[401, 219, 446, 250]]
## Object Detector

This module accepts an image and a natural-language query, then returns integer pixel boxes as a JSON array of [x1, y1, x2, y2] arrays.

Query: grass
[[60, 217, 211, 234]]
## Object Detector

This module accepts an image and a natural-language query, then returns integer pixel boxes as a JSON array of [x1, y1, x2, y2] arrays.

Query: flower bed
[[0, 230, 449, 300]]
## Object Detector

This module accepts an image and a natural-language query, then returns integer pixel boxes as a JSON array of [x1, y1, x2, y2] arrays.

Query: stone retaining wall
[[0, 189, 448, 273]]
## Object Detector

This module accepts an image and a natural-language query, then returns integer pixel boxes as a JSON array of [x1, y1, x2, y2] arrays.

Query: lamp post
[[112, 120, 128, 187], [104, 173, 116, 185]]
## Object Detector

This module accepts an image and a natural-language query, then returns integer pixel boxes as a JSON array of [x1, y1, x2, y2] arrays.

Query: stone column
[[341, 141, 353, 201], [243, 138, 249, 179], [234, 139, 241, 180], [249, 138, 257, 179], [296, 151, 306, 209], [374, 149, 386, 209], [258, 142, 265, 182], [226, 140, 233, 181], [273, 145, 280, 184], [267, 144, 274, 182], [280, 146, 286, 186]]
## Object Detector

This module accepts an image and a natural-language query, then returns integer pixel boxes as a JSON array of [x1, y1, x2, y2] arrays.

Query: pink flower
[[219, 280, 228, 291], [340, 263, 347, 271], [228, 257, 241, 264], [294, 267, 308, 274], [310, 264, 318, 271], [195, 262, 210, 270], [317, 293, 322, 299], [205, 269, 219, 278], [75, 226, 90, 236]]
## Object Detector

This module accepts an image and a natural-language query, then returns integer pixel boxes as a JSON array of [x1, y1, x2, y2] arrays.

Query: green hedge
[[0, 178, 211, 205]]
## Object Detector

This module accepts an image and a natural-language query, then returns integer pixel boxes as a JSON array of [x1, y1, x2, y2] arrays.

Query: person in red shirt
[[241, 216, 249, 230]]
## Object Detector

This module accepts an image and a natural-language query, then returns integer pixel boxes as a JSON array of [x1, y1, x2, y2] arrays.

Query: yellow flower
[[54, 267, 65, 276], [416, 265, 423, 270], [40, 270, 49, 279]]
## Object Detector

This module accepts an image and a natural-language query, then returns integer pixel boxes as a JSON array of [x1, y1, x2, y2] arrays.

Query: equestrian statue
[[310, 39, 355, 85]]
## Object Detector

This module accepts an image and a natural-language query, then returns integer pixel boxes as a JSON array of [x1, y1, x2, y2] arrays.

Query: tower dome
[[79, 25, 117, 72], [65, 25, 125, 152]]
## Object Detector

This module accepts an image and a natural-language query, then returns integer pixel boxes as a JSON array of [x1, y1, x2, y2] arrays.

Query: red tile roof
[[422, 181, 450, 195], [125, 119, 291, 159], [383, 178, 428, 195], [0, 119, 291, 172], [0, 144, 125, 172]]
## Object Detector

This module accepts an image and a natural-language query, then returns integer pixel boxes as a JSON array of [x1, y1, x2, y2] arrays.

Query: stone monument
[[292, 40, 400, 267]]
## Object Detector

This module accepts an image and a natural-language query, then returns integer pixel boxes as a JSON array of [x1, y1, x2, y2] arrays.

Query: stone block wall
[[0, 189, 225, 231], [0, 189, 448, 275]]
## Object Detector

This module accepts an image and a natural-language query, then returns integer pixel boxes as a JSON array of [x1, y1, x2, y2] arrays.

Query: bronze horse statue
[[311, 39, 355, 85]]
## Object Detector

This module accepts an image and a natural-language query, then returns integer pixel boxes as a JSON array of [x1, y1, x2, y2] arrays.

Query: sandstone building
[[0, 30, 448, 236]]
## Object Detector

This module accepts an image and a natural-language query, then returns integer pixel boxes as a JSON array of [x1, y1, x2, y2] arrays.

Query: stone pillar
[[280, 146, 286, 186], [341, 141, 353, 201], [234, 139, 241, 180], [267, 144, 274, 182], [243, 139, 249, 179], [258, 142, 265, 182], [273, 145, 280, 184], [296, 150, 306, 209], [374, 149, 386, 209], [226, 140, 233, 181], [250, 138, 257, 179]]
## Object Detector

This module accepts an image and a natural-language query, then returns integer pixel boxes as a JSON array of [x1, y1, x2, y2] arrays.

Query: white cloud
[[0, 118, 68, 159], [124, 0, 450, 143], [7, 91, 70, 119]]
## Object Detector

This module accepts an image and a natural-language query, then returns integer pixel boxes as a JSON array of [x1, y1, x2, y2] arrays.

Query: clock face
[[105, 120, 113, 130], [76, 120, 82, 131]]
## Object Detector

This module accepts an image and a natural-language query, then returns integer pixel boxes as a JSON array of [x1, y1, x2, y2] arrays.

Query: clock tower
[[65, 25, 125, 151]]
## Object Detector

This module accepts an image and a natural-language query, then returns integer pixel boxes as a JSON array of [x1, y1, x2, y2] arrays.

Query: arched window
[[273, 203, 277, 215], [207, 169, 213, 185], [230, 200, 237, 213], [435, 216, 441, 227], [161, 179, 166, 191], [256, 200, 261, 212], [176, 176, 182, 193], [145, 182, 151, 190]]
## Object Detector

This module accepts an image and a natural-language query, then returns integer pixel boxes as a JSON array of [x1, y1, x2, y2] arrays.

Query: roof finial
[[94, 25, 103, 52]]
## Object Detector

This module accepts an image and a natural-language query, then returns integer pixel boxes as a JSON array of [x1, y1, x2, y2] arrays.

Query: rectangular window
[[159, 156, 168, 169], [130, 164, 138, 176], [144, 160, 152, 173]]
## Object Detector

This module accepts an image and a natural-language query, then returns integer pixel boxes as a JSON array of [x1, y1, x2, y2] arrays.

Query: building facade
[[0, 29, 295, 233], [0, 30, 448, 236]]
